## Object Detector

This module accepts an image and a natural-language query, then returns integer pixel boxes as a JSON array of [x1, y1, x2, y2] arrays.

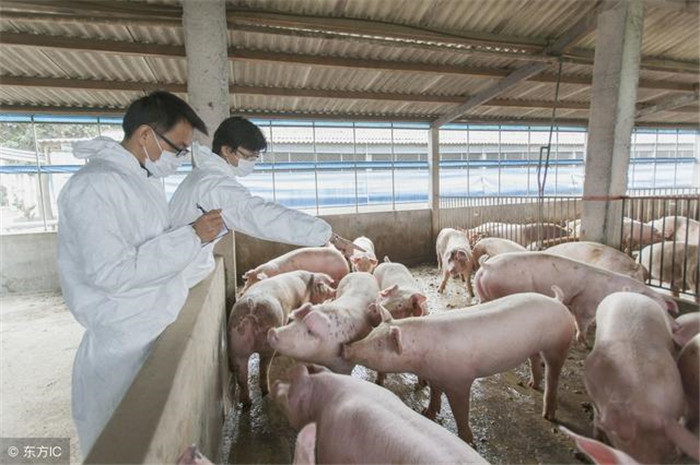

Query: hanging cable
[[536, 60, 563, 249]]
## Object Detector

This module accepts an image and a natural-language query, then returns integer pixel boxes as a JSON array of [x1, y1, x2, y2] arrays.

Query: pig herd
[[187, 220, 698, 465]]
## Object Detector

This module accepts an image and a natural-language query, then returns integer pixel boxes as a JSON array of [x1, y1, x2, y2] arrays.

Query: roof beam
[[636, 90, 700, 117], [433, 1, 615, 126], [1, 104, 696, 129], [1, 33, 695, 93]]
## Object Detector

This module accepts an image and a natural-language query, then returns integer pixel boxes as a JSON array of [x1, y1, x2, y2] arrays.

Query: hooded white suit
[[169, 143, 332, 282], [57, 137, 202, 457]]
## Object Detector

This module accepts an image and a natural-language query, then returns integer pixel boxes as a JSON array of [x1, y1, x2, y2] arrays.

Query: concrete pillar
[[182, 0, 229, 145], [183, 0, 238, 299], [581, 0, 644, 248], [428, 125, 440, 243]]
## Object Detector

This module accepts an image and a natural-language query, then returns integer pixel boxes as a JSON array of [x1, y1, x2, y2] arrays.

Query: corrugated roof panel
[[0, 86, 140, 108]]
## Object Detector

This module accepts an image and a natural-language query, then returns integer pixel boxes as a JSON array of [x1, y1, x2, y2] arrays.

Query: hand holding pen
[[192, 203, 225, 243]]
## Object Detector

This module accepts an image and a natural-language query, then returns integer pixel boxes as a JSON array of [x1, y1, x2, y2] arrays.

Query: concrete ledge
[[86, 257, 230, 464]]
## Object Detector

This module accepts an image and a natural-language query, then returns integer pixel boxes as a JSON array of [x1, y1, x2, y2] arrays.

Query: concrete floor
[[223, 264, 697, 465], [0, 293, 83, 464]]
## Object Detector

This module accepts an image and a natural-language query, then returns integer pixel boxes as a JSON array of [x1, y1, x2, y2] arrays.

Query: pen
[[196, 203, 207, 215]]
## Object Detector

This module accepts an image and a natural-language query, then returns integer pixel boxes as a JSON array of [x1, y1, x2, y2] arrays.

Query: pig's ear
[[293, 422, 317, 465], [243, 269, 256, 280], [389, 326, 403, 354], [380, 284, 399, 297], [306, 364, 331, 375], [601, 404, 636, 443], [378, 303, 393, 323], [456, 250, 468, 260], [257, 272, 268, 281], [350, 256, 360, 265], [478, 254, 490, 266], [411, 293, 427, 317], [558, 426, 632, 465], [291, 303, 313, 321], [383, 256, 391, 263], [370, 258, 378, 266], [662, 296, 679, 315], [304, 311, 330, 338]]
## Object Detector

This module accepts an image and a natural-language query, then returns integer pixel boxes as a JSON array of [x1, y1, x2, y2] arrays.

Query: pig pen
[[221, 264, 697, 465]]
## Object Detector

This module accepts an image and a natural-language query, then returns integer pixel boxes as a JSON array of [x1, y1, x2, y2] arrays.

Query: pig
[[637, 242, 698, 300], [343, 291, 574, 444], [293, 423, 317, 465], [471, 222, 569, 246], [673, 312, 700, 347], [272, 364, 489, 464], [267, 272, 379, 374], [584, 292, 686, 464], [229, 270, 336, 406], [621, 217, 664, 251], [436, 228, 475, 296], [372, 258, 427, 385], [560, 426, 639, 465], [544, 241, 646, 281], [471, 237, 526, 269], [176, 446, 213, 465], [240, 246, 349, 295], [349, 236, 378, 273], [648, 216, 700, 245], [678, 335, 699, 430], [474, 252, 679, 344]]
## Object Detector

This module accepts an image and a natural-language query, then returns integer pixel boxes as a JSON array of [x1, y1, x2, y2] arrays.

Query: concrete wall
[[235, 209, 435, 279], [0, 232, 59, 295], [86, 258, 230, 464]]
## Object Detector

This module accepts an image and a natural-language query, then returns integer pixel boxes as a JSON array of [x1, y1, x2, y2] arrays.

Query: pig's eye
[[306, 328, 313, 336]]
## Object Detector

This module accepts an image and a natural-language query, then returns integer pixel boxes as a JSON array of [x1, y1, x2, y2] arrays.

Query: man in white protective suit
[[169, 116, 358, 284], [57, 92, 225, 457]]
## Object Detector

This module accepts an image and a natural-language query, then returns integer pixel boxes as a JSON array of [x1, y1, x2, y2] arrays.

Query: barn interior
[[0, 0, 698, 464]]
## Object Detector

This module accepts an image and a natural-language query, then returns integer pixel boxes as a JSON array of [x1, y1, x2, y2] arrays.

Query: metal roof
[[0, 0, 698, 128]]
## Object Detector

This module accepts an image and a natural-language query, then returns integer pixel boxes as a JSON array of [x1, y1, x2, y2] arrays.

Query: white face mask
[[142, 129, 183, 178], [232, 158, 256, 177]]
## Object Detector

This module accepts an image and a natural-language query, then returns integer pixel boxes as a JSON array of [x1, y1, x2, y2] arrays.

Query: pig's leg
[[258, 353, 272, 397], [528, 353, 543, 390], [464, 272, 474, 299], [438, 271, 450, 294], [422, 383, 442, 419], [541, 347, 569, 421], [234, 356, 251, 407], [376, 371, 386, 386], [445, 383, 474, 444]]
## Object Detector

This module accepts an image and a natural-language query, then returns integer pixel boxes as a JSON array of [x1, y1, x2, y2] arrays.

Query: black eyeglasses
[[151, 128, 190, 158], [234, 147, 261, 161]]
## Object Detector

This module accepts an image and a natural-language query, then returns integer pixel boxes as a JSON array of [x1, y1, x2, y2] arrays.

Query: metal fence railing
[[439, 194, 699, 302]]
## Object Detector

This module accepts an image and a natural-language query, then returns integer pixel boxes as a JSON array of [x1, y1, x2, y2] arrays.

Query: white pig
[[342, 291, 574, 444], [621, 217, 664, 251], [649, 216, 700, 245], [229, 270, 336, 406], [638, 242, 698, 300], [584, 293, 687, 463], [349, 236, 378, 273], [673, 312, 700, 347], [241, 246, 349, 295], [267, 272, 379, 374], [560, 426, 639, 465], [474, 252, 679, 344], [272, 364, 489, 464], [471, 237, 526, 270], [544, 241, 646, 281], [436, 228, 475, 296], [678, 334, 699, 430]]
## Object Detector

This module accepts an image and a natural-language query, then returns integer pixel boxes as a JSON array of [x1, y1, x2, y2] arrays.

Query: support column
[[694, 131, 700, 189], [581, 0, 644, 248], [183, 0, 237, 301], [428, 125, 440, 246]]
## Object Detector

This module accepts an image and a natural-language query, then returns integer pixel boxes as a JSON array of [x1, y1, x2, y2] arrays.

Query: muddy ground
[[221, 265, 696, 465]]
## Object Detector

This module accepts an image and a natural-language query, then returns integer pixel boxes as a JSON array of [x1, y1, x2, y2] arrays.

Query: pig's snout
[[267, 328, 279, 348]]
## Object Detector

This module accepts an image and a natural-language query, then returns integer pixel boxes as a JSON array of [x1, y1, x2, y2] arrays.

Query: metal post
[[269, 121, 277, 202], [312, 122, 320, 215], [353, 122, 358, 214], [31, 116, 48, 231]]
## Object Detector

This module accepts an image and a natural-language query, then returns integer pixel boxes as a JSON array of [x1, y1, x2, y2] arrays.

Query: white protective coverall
[[57, 137, 203, 457], [169, 143, 332, 282]]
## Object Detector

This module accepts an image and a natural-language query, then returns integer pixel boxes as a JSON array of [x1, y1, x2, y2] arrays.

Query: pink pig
[[240, 246, 349, 295], [677, 334, 699, 430], [349, 236, 378, 273], [474, 252, 678, 344], [267, 272, 379, 374], [342, 291, 574, 444], [436, 228, 475, 296], [272, 364, 489, 464], [544, 241, 647, 281], [584, 293, 690, 463], [228, 270, 335, 406]]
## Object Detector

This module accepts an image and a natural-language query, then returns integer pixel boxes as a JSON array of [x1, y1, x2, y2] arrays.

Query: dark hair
[[122, 91, 208, 138], [212, 116, 267, 155]]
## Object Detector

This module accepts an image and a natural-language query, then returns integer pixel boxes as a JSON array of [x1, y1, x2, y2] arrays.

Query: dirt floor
[[0, 293, 83, 464], [222, 264, 697, 465]]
